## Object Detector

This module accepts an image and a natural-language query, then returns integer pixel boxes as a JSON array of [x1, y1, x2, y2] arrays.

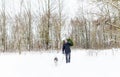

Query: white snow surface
[[0, 49, 120, 77]]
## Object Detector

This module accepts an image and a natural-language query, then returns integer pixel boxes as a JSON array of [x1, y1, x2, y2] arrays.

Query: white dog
[[54, 57, 58, 66]]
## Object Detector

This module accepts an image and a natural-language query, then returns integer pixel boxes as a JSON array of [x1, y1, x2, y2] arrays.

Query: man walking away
[[62, 40, 72, 63]]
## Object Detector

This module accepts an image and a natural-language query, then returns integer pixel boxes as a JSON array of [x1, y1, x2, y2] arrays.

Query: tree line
[[0, 0, 65, 52], [0, 0, 120, 52], [70, 0, 120, 49]]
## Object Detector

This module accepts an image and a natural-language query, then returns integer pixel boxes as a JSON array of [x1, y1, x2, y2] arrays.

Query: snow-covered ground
[[0, 49, 120, 77]]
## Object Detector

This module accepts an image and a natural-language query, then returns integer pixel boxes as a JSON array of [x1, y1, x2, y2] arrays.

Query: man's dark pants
[[65, 53, 71, 63]]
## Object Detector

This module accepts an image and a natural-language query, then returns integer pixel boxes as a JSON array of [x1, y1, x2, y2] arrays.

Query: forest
[[0, 0, 120, 52]]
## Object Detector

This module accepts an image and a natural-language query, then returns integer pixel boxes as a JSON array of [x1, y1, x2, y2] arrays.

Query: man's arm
[[62, 44, 65, 54], [68, 42, 72, 46]]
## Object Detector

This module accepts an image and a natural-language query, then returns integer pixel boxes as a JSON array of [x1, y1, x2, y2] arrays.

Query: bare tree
[[1, 0, 7, 52]]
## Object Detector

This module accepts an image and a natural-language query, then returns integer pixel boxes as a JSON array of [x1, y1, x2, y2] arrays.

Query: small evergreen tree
[[67, 38, 74, 46]]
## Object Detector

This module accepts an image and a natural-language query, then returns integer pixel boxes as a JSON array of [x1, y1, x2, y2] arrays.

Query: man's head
[[65, 39, 68, 43], [63, 39, 67, 44]]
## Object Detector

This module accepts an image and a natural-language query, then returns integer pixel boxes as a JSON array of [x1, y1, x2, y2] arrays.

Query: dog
[[54, 57, 58, 66]]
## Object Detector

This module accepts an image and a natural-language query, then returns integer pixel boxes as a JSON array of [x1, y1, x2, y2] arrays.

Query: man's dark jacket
[[62, 42, 72, 54]]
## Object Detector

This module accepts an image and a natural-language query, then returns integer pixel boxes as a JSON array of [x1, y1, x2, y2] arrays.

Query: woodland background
[[0, 0, 120, 52]]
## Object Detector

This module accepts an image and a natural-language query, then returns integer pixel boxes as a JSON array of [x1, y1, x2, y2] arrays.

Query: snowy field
[[0, 49, 120, 77]]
